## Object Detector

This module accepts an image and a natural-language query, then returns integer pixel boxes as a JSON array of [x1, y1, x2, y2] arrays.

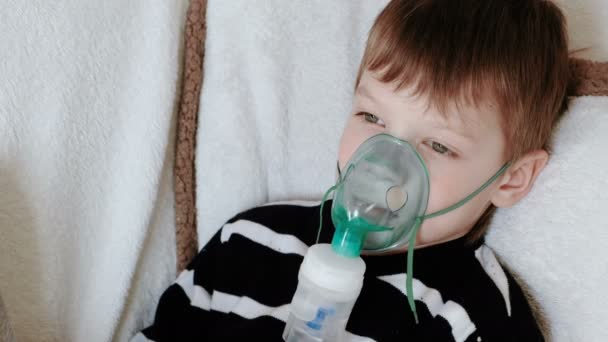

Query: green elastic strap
[[421, 162, 511, 220], [316, 183, 338, 244], [316, 164, 355, 244], [405, 161, 511, 324], [406, 217, 423, 324]]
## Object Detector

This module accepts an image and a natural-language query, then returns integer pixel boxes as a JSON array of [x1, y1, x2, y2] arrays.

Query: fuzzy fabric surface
[[174, 0, 207, 272], [194, 0, 390, 248], [0, 1, 188, 341], [570, 58, 608, 96], [0, 294, 15, 342], [486, 96, 608, 341]]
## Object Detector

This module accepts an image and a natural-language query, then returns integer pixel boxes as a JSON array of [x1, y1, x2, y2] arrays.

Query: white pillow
[[487, 96, 608, 341]]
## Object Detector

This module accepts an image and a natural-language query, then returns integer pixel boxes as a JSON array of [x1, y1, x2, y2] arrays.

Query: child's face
[[338, 70, 508, 249]]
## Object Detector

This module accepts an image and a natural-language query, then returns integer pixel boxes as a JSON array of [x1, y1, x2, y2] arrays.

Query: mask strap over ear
[[405, 161, 510, 324]]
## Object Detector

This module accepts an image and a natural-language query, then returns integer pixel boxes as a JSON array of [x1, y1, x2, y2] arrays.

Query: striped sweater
[[133, 201, 544, 341]]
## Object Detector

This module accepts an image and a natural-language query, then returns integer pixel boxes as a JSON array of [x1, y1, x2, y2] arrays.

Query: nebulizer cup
[[283, 134, 429, 342]]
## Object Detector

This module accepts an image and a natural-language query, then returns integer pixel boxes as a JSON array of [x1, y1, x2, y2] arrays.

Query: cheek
[[337, 119, 373, 169], [416, 159, 499, 245], [425, 161, 463, 209], [417, 177, 492, 246], [425, 162, 492, 213]]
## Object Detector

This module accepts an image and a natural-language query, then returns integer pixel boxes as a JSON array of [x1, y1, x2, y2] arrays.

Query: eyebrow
[[356, 84, 377, 104], [426, 112, 477, 142]]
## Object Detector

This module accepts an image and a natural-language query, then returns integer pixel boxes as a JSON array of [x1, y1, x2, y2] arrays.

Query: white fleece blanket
[[486, 97, 608, 340], [196, 0, 390, 246], [0, 1, 188, 341], [196, 1, 608, 341]]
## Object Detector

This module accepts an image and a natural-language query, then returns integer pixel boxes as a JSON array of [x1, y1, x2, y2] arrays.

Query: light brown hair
[[358, 0, 570, 241]]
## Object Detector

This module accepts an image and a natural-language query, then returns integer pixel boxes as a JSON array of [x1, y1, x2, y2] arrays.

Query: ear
[[491, 150, 549, 208]]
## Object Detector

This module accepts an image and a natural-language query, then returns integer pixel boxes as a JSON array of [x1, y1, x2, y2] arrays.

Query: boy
[[134, 0, 568, 340]]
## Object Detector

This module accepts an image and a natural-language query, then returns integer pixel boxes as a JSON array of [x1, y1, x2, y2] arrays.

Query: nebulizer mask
[[283, 134, 509, 342]]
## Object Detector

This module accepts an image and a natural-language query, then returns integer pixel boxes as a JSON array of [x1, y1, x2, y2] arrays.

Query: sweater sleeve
[[130, 230, 223, 342]]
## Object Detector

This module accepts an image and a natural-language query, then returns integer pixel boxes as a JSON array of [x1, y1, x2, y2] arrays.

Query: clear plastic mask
[[330, 134, 429, 256]]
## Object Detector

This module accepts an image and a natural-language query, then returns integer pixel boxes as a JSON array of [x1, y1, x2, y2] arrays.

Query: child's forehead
[[357, 70, 496, 132]]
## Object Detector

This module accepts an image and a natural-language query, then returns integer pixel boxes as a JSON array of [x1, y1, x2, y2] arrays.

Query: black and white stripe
[[135, 201, 543, 341]]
